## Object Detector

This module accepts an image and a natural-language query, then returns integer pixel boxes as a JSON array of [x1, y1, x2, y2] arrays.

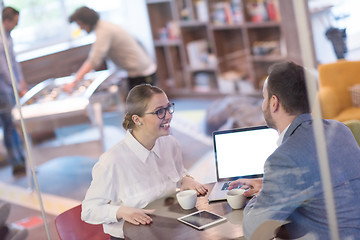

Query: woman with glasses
[[81, 84, 208, 240]]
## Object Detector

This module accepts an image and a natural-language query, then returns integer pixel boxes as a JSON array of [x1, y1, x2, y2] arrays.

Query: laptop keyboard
[[221, 182, 230, 190], [221, 182, 242, 190]]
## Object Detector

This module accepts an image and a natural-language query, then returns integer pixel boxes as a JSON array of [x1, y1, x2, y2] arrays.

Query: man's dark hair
[[2, 7, 19, 22], [69, 6, 99, 30], [267, 61, 310, 115]]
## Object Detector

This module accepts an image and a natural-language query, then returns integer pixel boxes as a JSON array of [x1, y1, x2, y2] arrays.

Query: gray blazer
[[243, 113, 360, 239]]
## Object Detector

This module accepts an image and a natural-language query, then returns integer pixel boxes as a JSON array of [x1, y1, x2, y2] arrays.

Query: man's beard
[[264, 102, 276, 130]]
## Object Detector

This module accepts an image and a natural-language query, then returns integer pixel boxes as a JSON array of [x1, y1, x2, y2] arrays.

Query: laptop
[[207, 126, 279, 202]]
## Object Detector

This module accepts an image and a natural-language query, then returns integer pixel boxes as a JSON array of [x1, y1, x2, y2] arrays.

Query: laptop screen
[[213, 126, 279, 181]]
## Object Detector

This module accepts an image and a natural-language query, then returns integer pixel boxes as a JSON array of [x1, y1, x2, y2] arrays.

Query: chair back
[[318, 60, 360, 119], [343, 120, 360, 147], [55, 204, 110, 240]]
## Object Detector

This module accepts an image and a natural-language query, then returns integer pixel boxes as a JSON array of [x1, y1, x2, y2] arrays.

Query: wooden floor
[[1, 200, 59, 240], [0, 98, 215, 240]]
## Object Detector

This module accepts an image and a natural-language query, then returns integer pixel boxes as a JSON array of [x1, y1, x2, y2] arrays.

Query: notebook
[[207, 126, 279, 202]]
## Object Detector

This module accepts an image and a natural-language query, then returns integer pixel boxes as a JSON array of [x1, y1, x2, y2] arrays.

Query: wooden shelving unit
[[146, 0, 309, 97]]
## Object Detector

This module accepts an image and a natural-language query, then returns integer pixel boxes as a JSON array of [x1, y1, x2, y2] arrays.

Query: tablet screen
[[177, 210, 226, 230]]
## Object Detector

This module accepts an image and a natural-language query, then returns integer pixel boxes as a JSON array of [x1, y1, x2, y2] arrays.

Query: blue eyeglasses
[[145, 103, 175, 119]]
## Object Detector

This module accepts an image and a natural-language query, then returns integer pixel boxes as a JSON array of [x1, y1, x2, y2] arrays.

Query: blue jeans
[[0, 93, 25, 167]]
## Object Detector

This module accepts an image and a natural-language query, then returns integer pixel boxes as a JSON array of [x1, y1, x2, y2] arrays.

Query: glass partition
[[0, 0, 359, 239]]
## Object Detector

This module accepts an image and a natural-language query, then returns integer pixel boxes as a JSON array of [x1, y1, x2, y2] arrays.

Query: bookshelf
[[146, 0, 312, 97]]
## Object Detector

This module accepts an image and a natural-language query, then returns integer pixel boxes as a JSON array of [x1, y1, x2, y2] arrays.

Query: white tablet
[[177, 210, 227, 230]]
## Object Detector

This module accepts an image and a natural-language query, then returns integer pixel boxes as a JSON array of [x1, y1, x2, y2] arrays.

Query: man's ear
[[271, 95, 280, 112]]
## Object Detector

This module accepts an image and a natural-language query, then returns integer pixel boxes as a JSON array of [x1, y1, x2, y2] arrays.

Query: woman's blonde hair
[[122, 84, 164, 130]]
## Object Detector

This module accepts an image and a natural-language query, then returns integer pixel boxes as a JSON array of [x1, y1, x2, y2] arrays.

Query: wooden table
[[123, 184, 245, 240]]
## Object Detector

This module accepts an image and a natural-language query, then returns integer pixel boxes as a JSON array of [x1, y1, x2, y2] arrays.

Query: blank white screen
[[214, 128, 278, 179]]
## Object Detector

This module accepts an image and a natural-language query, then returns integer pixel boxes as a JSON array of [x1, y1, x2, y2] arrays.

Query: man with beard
[[229, 61, 360, 239]]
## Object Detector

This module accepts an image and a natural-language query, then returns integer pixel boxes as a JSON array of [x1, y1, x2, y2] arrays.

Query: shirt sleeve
[[0, 41, 12, 86], [13, 56, 24, 84], [243, 152, 316, 239], [81, 159, 121, 224], [0, 36, 24, 89]]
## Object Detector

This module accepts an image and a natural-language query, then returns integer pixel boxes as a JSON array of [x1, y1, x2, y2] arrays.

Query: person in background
[[65, 6, 157, 94], [81, 84, 208, 240], [229, 61, 360, 239], [0, 6, 28, 175]]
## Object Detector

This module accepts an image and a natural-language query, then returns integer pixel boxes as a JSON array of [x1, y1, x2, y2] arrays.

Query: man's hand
[[19, 80, 28, 97], [228, 178, 263, 197], [116, 206, 155, 225], [63, 82, 76, 93], [180, 176, 208, 196]]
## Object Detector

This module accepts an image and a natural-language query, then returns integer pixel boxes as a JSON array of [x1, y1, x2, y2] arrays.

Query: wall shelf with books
[[153, 39, 182, 47], [191, 71, 218, 93], [147, 0, 171, 4], [245, 21, 280, 28], [186, 66, 217, 73], [250, 54, 286, 62], [252, 61, 274, 88], [179, 20, 209, 27], [146, 0, 311, 97], [211, 24, 244, 30]]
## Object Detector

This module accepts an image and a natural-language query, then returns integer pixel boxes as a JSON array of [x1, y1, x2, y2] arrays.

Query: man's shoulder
[[273, 122, 316, 161], [322, 118, 353, 137], [289, 114, 347, 136], [97, 20, 124, 32]]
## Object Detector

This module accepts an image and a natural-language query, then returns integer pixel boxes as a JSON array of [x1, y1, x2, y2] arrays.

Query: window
[[2, 0, 153, 58], [3, 0, 79, 53]]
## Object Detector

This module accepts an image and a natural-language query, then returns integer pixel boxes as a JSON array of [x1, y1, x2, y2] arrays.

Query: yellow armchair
[[318, 60, 360, 122]]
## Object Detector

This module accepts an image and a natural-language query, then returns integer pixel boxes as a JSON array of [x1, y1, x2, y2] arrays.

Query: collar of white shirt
[[124, 130, 161, 163], [277, 124, 290, 146]]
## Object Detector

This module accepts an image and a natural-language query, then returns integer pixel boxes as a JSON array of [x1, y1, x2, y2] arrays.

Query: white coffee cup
[[176, 190, 197, 210], [226, 189, 246, 210]]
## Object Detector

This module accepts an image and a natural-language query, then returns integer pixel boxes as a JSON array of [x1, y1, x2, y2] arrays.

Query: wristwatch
[[184, 174, 194, 179]]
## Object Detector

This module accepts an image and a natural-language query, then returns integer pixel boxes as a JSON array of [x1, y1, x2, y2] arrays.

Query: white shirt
[[276, 124, 290, 146], [81, 130, 187, 238]]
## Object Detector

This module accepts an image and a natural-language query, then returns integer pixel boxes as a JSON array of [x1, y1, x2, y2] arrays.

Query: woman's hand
[[228, 178, 263, 197], [180, 175, 208, 196], [116, 206, 155, 225]]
